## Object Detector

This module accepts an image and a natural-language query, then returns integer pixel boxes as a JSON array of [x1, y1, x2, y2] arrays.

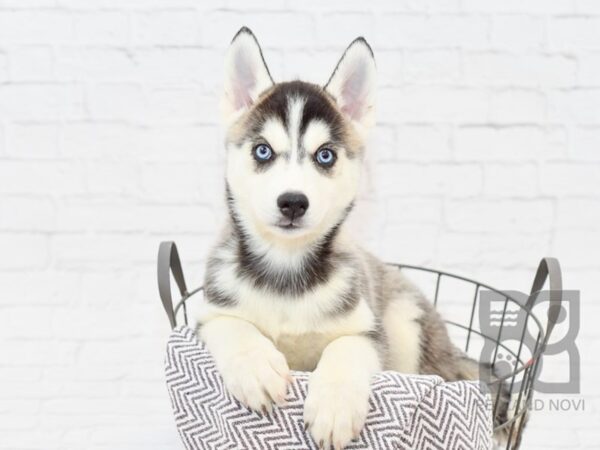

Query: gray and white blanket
[[165, 326, 493, 449]]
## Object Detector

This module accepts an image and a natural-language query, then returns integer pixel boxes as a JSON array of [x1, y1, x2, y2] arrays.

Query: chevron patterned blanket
[[165, 326, 493, 450]]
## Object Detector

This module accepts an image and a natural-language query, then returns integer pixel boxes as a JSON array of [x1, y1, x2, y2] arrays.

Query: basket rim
[[174, 262, 547, 381]]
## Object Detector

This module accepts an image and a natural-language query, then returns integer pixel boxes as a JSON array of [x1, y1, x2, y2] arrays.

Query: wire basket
[[158, 241, 563, 450]]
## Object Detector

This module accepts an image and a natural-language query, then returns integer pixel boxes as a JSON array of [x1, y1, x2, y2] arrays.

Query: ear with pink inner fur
[[222, 27, 274, 123], [324, 37, 376, 131]]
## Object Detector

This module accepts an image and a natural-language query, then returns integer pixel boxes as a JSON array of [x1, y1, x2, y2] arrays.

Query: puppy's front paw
[[304, 374, 370, 450], [219, 341, 291, 413]]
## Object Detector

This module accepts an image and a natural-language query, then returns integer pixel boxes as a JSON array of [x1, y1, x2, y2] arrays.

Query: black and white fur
[[197, 28, 511, 449]]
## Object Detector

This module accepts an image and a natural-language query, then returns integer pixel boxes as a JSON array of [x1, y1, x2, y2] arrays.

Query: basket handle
[[158, 241, 188, 329], [526, 257, 563, 343]]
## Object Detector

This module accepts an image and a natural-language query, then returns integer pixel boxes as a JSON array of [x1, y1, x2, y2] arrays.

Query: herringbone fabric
[[165, 326, 493, 450]]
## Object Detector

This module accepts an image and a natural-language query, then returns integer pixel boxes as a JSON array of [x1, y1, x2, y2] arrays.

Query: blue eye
[[316, 148, 336, 167], [253, 144, 273, 162]]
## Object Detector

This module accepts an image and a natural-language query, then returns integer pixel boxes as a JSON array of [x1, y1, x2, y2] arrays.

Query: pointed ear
[[222, 27, 274, 122], [324, 37, 376, 130]]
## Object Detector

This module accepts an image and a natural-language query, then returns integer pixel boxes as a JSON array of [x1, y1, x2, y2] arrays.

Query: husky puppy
[[197, 27, 503, 449]]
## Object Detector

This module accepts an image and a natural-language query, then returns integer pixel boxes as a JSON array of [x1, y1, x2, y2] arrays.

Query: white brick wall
[[0, 1, 598, 448]]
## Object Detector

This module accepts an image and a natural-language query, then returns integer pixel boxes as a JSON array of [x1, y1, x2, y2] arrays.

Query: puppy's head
[[222, 27, 376, 248]]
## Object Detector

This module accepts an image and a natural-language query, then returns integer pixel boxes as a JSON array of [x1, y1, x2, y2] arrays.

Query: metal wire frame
[[159, 242, 562, 450], [391, 264, 550, 449]]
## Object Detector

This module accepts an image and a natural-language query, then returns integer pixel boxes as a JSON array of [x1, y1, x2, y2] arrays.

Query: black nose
[[277, 192, 309, 220]]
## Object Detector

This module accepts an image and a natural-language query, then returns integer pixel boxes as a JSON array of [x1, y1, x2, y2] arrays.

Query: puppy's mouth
[[274, 218, 304, 231]]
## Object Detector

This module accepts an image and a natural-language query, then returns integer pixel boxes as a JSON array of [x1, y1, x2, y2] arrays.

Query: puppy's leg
[[304, 335, 380, 450], [200, 316, 291, 412]]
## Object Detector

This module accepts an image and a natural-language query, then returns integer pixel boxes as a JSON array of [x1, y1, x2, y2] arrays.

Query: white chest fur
[[197, 258, 376, 369]]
